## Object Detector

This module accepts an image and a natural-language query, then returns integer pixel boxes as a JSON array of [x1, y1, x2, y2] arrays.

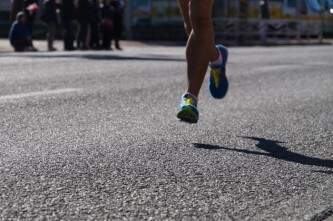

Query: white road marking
[[0, 88, 81, 101]]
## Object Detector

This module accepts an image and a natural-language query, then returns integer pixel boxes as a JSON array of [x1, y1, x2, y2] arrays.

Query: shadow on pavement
[[194, 136, 333, 169], [0, 53, 185, 62]]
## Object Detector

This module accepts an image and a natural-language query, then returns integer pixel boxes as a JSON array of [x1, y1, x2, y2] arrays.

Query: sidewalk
[[0, 39, 181, 53], [0, 39, 61, 52]]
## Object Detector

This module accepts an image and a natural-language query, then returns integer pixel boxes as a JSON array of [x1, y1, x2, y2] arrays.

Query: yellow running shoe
[[176, 93, 199, 123]]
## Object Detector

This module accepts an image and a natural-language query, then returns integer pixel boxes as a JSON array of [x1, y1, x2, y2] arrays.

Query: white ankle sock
[[183, 92, 198, 101], [210, 48, 223, 67]]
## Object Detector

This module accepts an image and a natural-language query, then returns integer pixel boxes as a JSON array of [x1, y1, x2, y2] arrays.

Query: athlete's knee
[[182, 14, 192, 35], [184, 22, 192, 35], [190, 13, 212, 32], [189, 0, 213, 32]]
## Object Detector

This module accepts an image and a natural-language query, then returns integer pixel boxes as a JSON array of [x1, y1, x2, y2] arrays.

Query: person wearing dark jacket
[[41, 0, 59, 51], [77, 0, 91, 50], [9, 12, 34, 52], [61, 0, 76, 50]]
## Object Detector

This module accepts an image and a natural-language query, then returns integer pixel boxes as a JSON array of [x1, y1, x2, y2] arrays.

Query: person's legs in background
[[102, 27, 112, 50], [63, 20, 75, 50], [113, 17, 123, 50], [77, 21, 88, 50], [114, 32, 121, 50], [12, 38, 33, 52], [47, 22, 57, 51], [13, 39, 27, 52], [24, 10, 38, 51], [90, 21, 100, 49]]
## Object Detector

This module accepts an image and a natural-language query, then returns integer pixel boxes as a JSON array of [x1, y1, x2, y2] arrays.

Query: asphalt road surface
[[0, 44, 332, 220]]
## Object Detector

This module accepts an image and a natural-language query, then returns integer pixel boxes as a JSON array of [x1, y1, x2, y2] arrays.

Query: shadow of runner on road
[[194, 137, 333, 170]]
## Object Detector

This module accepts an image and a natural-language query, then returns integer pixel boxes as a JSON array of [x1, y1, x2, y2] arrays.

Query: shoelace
[[183, 97, 196, 107]]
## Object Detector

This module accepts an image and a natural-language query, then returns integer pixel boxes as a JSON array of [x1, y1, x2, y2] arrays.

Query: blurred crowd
[[9, 0, 125, 52]]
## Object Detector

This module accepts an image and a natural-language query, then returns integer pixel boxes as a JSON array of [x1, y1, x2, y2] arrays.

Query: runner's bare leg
[[178, 0, 219, 98], [178, 0, 192, 35]]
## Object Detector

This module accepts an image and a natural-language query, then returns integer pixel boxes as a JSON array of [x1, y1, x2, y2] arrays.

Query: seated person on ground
[[9, 12, 34, 52]]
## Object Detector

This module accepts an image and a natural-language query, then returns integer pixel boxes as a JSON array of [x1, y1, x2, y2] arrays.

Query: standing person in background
[[41, 0, 59, 51], [24, 0, 39, 31], [11, 0, 24, 22], [110, 0, 124, 50], [260, 0, 270, 19], [77, 0, 91, 50], [61, 0, 76, 51], [23, 0, 39, 51], [101, 0, 114, 50], [90, 0, 101, 49]]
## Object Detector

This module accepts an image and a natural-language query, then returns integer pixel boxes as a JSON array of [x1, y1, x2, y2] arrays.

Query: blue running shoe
[[177, 94, 199, 124], [209, 45, 229, 99]]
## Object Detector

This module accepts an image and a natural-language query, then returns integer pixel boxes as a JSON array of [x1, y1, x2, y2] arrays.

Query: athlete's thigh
[[178, 0, 190, 18], [178, 0, 191, 34], [189, 0, 214, 20]]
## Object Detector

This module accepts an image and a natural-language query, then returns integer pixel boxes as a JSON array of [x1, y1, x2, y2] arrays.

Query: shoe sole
[[177, 107, 198, 124]]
